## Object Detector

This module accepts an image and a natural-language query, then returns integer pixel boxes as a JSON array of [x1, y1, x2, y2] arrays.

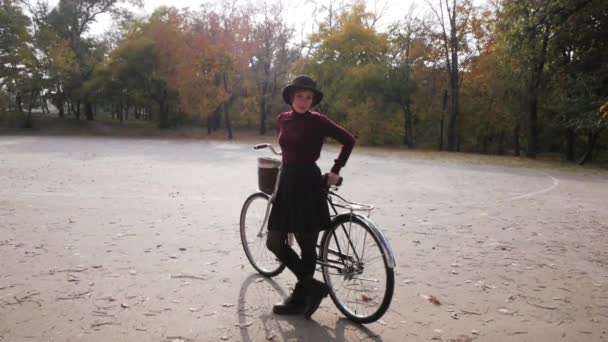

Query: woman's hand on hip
[[326, 172, 340, 186]]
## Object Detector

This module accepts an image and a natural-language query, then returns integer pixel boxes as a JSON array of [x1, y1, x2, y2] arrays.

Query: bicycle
[[239, 143, 396, 324]]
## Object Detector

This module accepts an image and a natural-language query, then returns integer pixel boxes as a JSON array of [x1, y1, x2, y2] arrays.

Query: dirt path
[[1, 135, 607, 341]]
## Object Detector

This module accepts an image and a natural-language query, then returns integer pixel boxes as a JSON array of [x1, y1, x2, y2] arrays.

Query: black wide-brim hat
[[282, 75, 324, 107]]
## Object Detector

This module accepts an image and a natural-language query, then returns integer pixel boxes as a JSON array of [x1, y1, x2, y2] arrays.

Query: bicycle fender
[[332, 213, 397, 269]]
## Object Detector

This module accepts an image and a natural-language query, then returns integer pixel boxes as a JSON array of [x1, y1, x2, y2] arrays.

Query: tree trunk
[[16, 92, 24, 113], [222, 73, 233, 139], [214, 110, 221, 130], [439, 114, 445, 151], [40, 94, 50, 115], [403, 103, 414, 149], [258, 75, 271, 135], [158, 91, 170, 129], [223, 102, 233, 140], [447, 5, 460, 152], [439, 90, 448, 151], [513, 123, 521, 156], [58, 100, 65, 118], [118, 98, 124, 124], [74, 100, 81, 120], [24, 90, 36, 128], [565, 128, 575, 161], [526, 27, 550, 159], [447, 80, 459, 151], [578, 130, 599, 165], [208, 110, 220, 133], [85, 101, 94, 121], [259, 96, 267, 135], [498, 131, 506, 155], [526, 86, 539, 158], [482, 135, 489, 154]]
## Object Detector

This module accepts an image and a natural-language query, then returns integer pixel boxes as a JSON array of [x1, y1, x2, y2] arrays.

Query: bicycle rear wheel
[[320, 215, 394, 323], [240, 192, 285, 277]]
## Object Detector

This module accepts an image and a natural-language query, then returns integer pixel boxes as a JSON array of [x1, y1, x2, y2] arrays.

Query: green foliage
[[294, 4, 399, 144], [0, 0, 35, 93], [545, 0, 608, 133]]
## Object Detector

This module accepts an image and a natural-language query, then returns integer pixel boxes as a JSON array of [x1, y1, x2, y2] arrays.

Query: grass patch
[[0, 114, 276, 143], [356, 145, 608, 175]]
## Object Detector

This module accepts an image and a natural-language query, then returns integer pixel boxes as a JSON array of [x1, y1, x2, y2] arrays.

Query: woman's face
[[291, 89, 314, 113]]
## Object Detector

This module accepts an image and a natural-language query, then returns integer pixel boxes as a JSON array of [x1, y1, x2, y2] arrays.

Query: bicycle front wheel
[[320, 215, 394, 324], [240, 192, 285, 277]]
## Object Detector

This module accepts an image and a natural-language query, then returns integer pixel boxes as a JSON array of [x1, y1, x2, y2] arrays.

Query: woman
[[266, 75, 356, 318]]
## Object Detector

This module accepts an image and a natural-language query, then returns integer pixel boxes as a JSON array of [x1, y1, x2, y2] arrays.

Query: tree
[[26, 0, 140, 120], [173, 9, 226, 128], [459, 5, 517, 154], [0, 0, 34, 110], [249, 1, 293, 135], [296, 4, 397, 145], [387, 8, 423, 148], [147, 7, 184, 128], [425, 0, 475, 151], [496, 0, 593, 158]]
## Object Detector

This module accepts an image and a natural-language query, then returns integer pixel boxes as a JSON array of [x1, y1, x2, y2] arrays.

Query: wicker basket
[[258, 157, 280, 194]]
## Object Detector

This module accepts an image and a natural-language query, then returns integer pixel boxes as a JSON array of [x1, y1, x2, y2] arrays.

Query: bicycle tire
[[320, 215, 394, 323], [240, 192, 285, 277]]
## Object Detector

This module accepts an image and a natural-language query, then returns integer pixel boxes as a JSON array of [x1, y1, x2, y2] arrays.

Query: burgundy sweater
[[277, 110, 355, 174]]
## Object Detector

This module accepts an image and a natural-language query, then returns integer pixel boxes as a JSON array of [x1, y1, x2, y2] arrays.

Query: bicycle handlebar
[[253, 143, 281, 156]]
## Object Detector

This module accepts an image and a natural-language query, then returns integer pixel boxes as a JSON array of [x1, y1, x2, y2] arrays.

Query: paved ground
[[0, 135, 607, 342]]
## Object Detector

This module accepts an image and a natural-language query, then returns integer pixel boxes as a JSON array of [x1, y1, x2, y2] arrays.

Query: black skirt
[[268, 163, 331, 233]]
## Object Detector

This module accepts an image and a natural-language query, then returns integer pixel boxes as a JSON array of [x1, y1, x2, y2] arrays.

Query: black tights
[[266, 230, 319, 282]]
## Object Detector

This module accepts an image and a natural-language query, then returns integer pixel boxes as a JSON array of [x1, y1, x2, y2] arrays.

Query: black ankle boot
[[303, 278, 329, 318], [272, 281, 306, 315]]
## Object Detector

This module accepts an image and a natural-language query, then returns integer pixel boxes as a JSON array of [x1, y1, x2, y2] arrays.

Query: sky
[[78, 0, 429, 37]]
